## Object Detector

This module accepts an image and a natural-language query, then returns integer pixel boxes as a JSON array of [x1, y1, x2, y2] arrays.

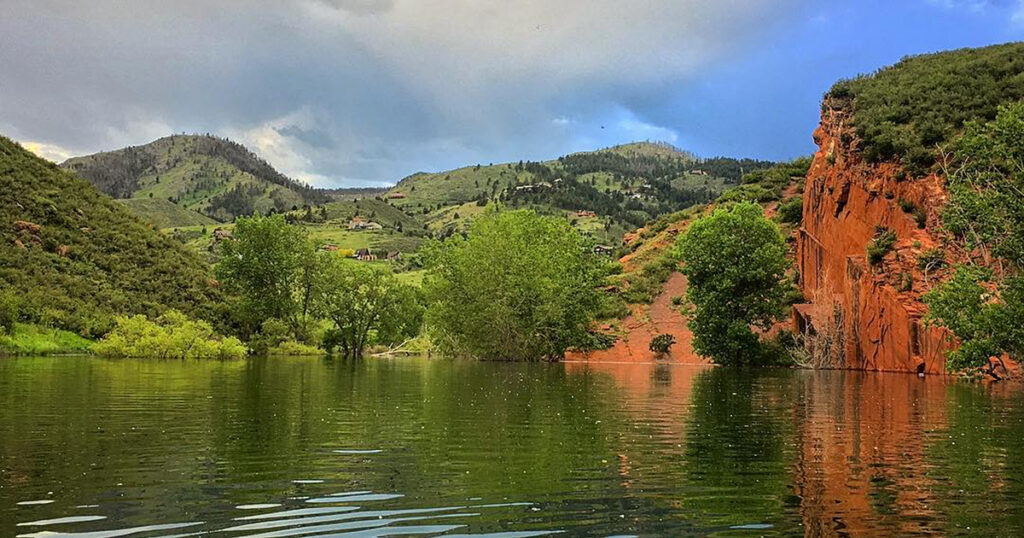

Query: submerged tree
[[313, 257, 423, 358], [423, 209, 605, 361], [674, 202, 790, 365], [215, 213, 315, 335]]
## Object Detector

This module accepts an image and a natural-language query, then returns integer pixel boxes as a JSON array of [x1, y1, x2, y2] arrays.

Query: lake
[[2, 357, 1024, 536]]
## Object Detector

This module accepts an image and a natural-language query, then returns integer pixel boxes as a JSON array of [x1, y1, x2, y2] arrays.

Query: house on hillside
[[576, 210, 597, 218], [349, 217, 383, 231], [593, 245, 615, 256], [387, 192, 406, 199], [321, 244, 339, 252], [385, 251, 400, 261], [354, 248, 377, 261]]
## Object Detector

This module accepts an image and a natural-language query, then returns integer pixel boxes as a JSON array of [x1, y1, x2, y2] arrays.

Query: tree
[[926, 103, 1024, 374], [215, 214, 313, 334], [423, 209, 605, 361], [674, 202, 790, 365], [313, 256, 423, 358]]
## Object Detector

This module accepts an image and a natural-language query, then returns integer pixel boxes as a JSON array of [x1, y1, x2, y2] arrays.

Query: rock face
[[794, 97, 955, 374]]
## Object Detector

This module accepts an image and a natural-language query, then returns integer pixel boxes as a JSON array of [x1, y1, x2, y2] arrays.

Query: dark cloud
[[0, 1, 825, 186]]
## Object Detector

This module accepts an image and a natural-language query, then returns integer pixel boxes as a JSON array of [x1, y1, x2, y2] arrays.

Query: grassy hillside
[[63, 134, 327, 224], [386, 142, 773, 243], [119, 198, 217, 229], [0, 136, 223, 337], [829, 42, 1024, 175]]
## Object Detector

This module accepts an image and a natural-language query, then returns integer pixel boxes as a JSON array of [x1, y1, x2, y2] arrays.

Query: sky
[[1, 1, 1022, 188]]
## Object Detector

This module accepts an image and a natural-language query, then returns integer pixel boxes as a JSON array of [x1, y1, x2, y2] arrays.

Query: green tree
[[313, 256, 423, 358], [215, 214, 313, 334], [674, 202, 790, 365], [927, 103, 1024, 373], [424, 209, 605, 361]]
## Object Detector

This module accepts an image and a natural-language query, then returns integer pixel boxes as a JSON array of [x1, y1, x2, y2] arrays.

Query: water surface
[[2, 357, 1023, 536]]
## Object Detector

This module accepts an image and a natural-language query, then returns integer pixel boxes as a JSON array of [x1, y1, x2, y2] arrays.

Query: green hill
[[385, 141, 773, 242], [119, 198, 217, 229], [828, 41, 1024, 175], [0, 136, 223, 337], [62, 134, 327, 224]]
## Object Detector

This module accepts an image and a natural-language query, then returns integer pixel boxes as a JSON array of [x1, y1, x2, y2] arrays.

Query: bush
[[777, 197, 803, 224], [917, 248, 946, 272], [867, 229, 897, 265], [0, 289, 19, 335], [649, 333, 676, 354], [94, 310, 246, 359]]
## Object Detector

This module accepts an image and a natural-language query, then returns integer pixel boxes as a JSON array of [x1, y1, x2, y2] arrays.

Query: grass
[[0, 323, 94, 355], [120, 198, 217, 228]]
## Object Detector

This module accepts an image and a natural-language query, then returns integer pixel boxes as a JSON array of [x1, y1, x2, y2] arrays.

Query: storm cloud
[[2, 0, 1022, 186]]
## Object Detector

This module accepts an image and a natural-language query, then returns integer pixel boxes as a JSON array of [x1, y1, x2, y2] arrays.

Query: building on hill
[[576, 210, 597, 218], [354, 248, 377, 261], [385, 251, 400, 261], [593, 245, 615, 256], [387, 192, 406, 199]]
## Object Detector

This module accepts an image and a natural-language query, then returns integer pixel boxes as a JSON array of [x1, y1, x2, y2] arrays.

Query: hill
[[119, 198, 217, 229], [828, 42, 1024, 175], [0, 136, 223, 337], [385, 141, 774, 243], [62, 134, 327, 224]]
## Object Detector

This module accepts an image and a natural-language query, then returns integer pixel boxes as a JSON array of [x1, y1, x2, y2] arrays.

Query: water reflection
[[2, 357, 1024, 536]]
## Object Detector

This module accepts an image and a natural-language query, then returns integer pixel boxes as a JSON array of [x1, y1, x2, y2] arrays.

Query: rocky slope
[[794, 96, 956, 373]]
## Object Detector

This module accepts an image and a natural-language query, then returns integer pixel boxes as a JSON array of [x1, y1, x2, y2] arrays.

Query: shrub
[[917, 248, 946, 272], [0, 290, 19, 335], [867, 229, 897, 265], [777, 197, 803, 224], [649, 333, 676, 355], [94, 310, 246, 359]]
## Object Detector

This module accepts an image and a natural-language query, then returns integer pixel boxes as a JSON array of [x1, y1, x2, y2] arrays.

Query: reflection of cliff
[[795, 97, 954, 373], [791, 371, 950, 534]]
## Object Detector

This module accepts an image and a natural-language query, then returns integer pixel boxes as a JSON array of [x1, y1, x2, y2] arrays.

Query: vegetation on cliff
[[925, 103, 1024, 371], [829, 42, 1024, 175]]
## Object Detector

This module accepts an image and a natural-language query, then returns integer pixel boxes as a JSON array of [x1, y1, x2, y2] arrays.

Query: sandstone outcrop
[[794, 96, 956, 374]]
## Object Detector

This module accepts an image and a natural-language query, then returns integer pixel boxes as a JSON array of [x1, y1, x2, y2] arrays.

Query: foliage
[[0, 323, 94, 356], [215, 214, 316, 334], [424, 209, 605, 360], [94, 310, 246, 359], [927, 103, 1024, 372], [0, 136, 224, 338], [620, 255, 679, 304], [717, 158, 810, 204], [828, 43, 1024, 175], [940, 102, 1024, 267], [674, 202, 790, 365], [313, 255, 424, 358], [917, 248, 947, 272], [777, 197, 803, 224], [649, 333, 676, 354], [62, 134, 326, 220], [867, 228, 897, 265], [0, 289, 18, 335], [923, 266, 1024, 370]]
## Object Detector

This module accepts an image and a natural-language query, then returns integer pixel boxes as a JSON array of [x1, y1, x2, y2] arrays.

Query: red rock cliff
[[795, 96, 956, 374]]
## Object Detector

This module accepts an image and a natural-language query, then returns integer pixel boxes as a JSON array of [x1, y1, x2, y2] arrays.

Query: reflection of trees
[[676, 367, 801, 532]]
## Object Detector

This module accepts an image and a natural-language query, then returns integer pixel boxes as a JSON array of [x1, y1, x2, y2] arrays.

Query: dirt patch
[[567, 272, 707, 364]]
